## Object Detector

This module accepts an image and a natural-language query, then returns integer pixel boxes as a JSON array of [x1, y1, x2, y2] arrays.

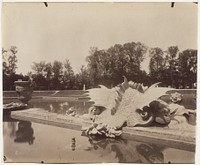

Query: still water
[[3, 99, 195, 163]]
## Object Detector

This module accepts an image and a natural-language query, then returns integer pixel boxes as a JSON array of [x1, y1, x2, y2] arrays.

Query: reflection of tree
[[84, 135, 165, 163], [136, 143, 164, 163], [37, 101, 92, 115], [3, 114, 19, 137], [14, 121, 35, 145]]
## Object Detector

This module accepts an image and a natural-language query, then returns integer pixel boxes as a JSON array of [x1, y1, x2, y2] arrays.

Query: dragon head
[[149, 99, 171, 125]]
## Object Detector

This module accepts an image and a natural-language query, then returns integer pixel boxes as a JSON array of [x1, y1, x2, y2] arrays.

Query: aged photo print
[[2, 2, 198, 164]]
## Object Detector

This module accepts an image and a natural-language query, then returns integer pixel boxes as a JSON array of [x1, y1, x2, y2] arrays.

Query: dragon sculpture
[[82, 77, 177, 137]]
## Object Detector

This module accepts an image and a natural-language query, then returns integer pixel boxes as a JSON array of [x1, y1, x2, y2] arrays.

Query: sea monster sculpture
[[82, 76, 189, 138]]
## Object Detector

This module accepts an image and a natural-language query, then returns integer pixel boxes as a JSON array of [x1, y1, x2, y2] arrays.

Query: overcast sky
[[2, 2, 198, 74]]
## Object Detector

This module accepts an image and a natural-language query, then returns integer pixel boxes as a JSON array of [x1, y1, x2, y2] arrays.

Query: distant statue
[[83, 84, 86, 91]]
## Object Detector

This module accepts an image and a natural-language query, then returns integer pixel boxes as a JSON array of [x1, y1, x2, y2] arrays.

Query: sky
[[2, 2, 198, 74]]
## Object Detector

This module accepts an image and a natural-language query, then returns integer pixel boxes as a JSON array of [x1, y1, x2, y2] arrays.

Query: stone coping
[[10, 108, 195, 152], [122, 127, 195, 152], [11, 108, 91, 130]]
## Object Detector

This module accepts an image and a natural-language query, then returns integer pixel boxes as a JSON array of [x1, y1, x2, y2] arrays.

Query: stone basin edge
[[10, 108, 196, 152]]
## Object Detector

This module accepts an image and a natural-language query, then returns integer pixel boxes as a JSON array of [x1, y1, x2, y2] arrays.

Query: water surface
[[3, 118, 195, 163], [3, 98, 195, 163]]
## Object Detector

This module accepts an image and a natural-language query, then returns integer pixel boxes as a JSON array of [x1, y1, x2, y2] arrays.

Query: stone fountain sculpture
[[3, 79, 34, 112], [14, 79, 34, 104], [82, 76, 196, 138]]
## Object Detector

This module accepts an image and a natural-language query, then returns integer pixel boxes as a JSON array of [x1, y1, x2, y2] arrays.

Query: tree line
[[2, 42, 197, 91]]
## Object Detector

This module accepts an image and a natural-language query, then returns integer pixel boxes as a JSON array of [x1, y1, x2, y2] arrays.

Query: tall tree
[[31, 61, 47, 90], [178, 49, 197, 88], [87, 42, 147, 87], [52, 60, 63, 89], [52, 60, 63, 78], [149, 47, 164, 72], [166, 46, 179, 87], [44, 62, 53, 79], [149, 47, 165, 83], [63, 59, 74, 78], [44, 62, 53, 90], [62, 59, 75, 89], [75, 65, 92, 89], [2, 46, 18, 90], [2, 46, 18, 75], [31, 61, 46, 75]]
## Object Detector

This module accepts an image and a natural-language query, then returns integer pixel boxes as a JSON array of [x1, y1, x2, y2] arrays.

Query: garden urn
[[14, 79, 34, 104]]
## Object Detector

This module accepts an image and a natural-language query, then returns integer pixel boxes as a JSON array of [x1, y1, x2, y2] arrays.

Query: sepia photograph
[[2, 2, 198, 164]]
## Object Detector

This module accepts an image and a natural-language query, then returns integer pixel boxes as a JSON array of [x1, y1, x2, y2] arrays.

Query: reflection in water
[[3, 114, 18, 138], [14, 121, 35, 145], [84, 135, 165, 163], [60, 102, 69, 111], [71, 137, 76, 151], [29, 100, 92, 115], [136, 144, 164, 163], [8, 122, 17, 138], [3, 116, 194, 163]]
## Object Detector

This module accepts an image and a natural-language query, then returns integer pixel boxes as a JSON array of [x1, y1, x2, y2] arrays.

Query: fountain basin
[[10, 108, 195, 152]]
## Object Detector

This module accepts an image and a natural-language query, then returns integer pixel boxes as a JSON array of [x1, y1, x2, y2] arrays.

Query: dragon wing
[[87, 77, 129, 111], [134, 83, 174, 109], [87, 85, 113, 108]]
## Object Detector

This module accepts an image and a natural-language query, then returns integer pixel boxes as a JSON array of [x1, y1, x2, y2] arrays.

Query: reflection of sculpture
[[71, 137, 76, 151], [84, 135, 165, 163], [14, 121, 35, 145], [66, 107, 77, 117], [82, 77, 196, 137]]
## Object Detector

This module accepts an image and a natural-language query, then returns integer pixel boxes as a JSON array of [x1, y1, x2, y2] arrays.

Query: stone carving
[[170, 92, 183, 103], [3, 79, 34, 112], [82, 77, 196, 138], [65, 107, 77, 117], [14, 80, 34, 104]]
